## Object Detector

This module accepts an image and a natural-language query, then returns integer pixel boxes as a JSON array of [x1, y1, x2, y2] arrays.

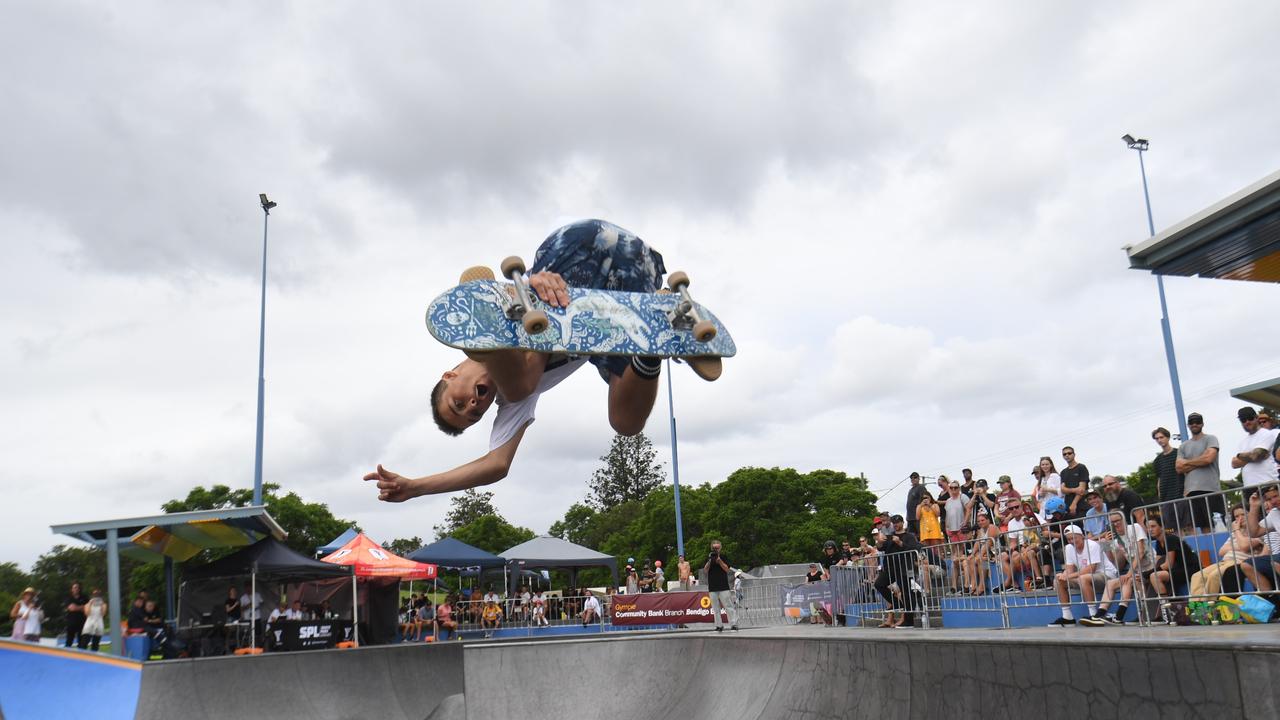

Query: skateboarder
[[367, 219, 708, 502]]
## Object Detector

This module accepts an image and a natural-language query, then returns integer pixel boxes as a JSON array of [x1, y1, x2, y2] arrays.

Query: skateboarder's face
[[439, 364, 495, 429]]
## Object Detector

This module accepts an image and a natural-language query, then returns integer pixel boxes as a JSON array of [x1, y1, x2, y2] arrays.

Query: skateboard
[[425, 256, 736, 359]]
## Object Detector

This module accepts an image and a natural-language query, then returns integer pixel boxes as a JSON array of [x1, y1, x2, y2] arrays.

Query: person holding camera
[[703, 541, 737, 631]]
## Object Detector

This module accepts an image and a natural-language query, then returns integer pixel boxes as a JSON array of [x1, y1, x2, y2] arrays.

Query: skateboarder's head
[[431, 360, 495, 435]]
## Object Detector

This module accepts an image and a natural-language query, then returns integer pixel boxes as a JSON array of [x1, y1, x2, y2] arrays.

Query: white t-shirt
[[240, 592, 263, 621], [1121, 523, 1156, 572], [1238, 428, 1280, 487], [285, 608, 304, 620], [482, 592, 501, 604], [268, 607, 286, 622], [1006, 517, 1026, 548], [1065, 538, 1118, 578], [489, 357, 588, 451], [1036, 473, 1062, 502], [583, 595, 601, 614], [24, 606, 42, 636]]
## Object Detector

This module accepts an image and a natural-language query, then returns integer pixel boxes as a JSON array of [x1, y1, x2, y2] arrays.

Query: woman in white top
[[531, 591, 547, 626], [9, 587, 35, 641], [1033, 457, 1062, 506], [82, 589, 107, 651]]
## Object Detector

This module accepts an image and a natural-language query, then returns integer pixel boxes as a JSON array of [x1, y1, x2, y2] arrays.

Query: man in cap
[[1049, 525, 1118, 627], [1232, 406, 1280, 503], [1176, 412, 1222, 533], [905, 472, 925, 535], [995, 476, 1022, 530]]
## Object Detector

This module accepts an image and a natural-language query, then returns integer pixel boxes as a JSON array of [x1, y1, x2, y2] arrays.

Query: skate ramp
[[462, 627, 1276, 720], [134, 641, 463, 720]]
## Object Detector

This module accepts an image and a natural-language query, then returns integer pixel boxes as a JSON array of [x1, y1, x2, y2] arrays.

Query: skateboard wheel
[[459, 266, 495, 284], [501, 256, 527, 278], [693, 319, 717, 343], [523, 309, 549, 335], [666, 271, 689, 291]]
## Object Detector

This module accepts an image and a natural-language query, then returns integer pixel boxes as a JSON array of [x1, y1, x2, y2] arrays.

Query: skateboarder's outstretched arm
[[364, 424, 528, 501]]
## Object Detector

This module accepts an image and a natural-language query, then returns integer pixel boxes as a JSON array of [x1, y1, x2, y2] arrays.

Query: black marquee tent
[[408, 537, 506, 570], [179, 538, 355, 645]]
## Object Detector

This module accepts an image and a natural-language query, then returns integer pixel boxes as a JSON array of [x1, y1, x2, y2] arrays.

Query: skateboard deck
[[426, 279, 736, 358]]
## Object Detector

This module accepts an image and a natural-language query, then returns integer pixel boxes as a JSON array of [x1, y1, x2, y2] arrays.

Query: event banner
[[268, 619, 354, 651], [779, 581, 832, 618], [610, 592, 729, 625]]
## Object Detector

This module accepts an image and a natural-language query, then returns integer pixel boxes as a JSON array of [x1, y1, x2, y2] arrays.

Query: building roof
[[50, 506, 287, 563], [1125, 169, 1280, 283], [1230, 376, 1280, 410]]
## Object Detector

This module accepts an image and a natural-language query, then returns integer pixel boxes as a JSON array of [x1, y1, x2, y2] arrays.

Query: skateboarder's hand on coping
[[528, 271, 570, 308]]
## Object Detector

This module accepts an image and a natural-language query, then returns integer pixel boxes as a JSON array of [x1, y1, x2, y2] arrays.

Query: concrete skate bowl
[[134, 641, 464, 720], [463, 630, 1280, 720]]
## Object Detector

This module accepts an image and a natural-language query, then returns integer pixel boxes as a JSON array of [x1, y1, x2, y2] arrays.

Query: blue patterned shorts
[[530, 219, 667, 380]]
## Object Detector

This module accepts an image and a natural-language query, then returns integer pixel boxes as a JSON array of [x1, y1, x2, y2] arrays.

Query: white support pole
[[250, 571, 257, 650], [351, 573, 359, 647]]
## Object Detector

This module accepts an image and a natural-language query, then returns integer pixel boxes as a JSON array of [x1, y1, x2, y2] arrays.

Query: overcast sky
[[4, 1, 1279, 568]]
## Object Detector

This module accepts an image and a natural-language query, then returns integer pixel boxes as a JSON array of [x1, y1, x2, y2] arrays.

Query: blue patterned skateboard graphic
[[426, 280, 736, 357]]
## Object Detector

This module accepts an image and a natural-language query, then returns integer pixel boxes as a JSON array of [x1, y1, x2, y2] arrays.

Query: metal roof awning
[[1125, 169, 1280, 283], [51, 506, 287, 563], [1231, 377, 1280, 410]]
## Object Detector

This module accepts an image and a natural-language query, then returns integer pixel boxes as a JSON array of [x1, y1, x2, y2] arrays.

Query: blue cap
[[1043, 497, 1067, 517]]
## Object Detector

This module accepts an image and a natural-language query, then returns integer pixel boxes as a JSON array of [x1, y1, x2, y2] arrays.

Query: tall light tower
[[1122, 135, 1188, 440], [253, 193, 277, 506], [665, 360, 686, 558]]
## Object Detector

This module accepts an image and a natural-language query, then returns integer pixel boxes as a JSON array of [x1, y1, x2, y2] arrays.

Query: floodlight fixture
[[1121, 134, 1149, 151], [259, 193, 277, 213]]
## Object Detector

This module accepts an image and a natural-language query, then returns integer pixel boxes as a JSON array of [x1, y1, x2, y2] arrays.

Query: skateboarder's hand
[[529, 271, 570, 308], [365, 464, 415, 503]]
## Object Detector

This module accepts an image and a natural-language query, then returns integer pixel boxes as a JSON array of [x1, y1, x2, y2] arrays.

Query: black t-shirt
[[1155, 533, 1200, 582], [806, 570, 824, 583], [224, 597, 241, 621], [66, 593, 89, 624], [127, 605, 147, 630], [706, 553, 731, 592], [1153, 450, 1183, 502], [1060, 464, 1090, 510], [905, 484, 926, 521], [1115, 488, 1146, 522], [819, 551, 841, 571]]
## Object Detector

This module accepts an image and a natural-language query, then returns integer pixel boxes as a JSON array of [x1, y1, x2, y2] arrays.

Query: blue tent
[[316, 527, 359, 556], [407, 537, 505, 570]]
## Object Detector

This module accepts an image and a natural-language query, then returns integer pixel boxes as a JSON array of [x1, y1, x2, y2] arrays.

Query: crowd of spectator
[[874, 406, 1280, 627]]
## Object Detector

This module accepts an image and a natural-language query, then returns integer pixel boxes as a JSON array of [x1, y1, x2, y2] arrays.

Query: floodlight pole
[[1125, 137, 1188, 441], [253, 194, 276, 506], [665, 360, 686, 558]]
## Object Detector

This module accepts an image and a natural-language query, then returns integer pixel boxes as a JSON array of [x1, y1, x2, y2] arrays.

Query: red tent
[[321, 533, 437, 580]]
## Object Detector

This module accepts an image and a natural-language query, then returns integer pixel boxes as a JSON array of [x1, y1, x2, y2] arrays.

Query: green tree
[[382, 537, 424, 557], [27, 545, 121, 639], [434, 489, 499, 538], [548, 503, 599, 546], [0, 561, 32, 636], [588, 432, 665, 511], [163, 483, 357, 558], [450, 515, 535, 555], [1119, 461, 1158, 502], [694, 467, 878, 568]]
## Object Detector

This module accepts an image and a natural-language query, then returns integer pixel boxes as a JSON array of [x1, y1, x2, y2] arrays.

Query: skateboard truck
[[499, 256, 549, 335], [665, 271, 716, 343]]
